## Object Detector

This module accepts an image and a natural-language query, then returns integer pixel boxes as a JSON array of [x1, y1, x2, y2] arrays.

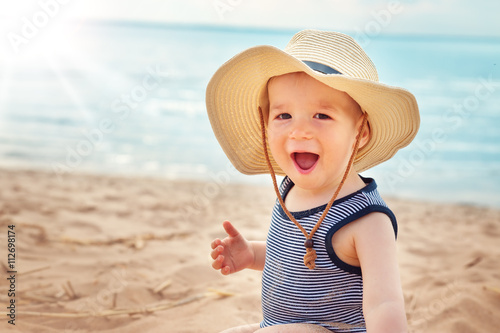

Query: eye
[[276, 113, 292, 120], [314, 113, 331, 120]]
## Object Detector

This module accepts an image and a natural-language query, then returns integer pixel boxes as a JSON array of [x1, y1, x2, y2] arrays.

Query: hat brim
[[206, 45, 420, 175]]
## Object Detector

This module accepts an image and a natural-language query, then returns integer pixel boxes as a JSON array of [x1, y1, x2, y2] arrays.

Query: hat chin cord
[[258, 108, 368, 270]]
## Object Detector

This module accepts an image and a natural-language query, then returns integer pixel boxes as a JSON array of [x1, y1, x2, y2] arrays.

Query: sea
[[1, 22, 499, 207]]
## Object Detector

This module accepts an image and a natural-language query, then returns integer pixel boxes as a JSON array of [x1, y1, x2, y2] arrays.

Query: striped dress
[[260, 176, 397, 332]]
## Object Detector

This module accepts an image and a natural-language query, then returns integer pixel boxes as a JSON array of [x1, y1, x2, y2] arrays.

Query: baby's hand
[[210, 221, 255, 275]]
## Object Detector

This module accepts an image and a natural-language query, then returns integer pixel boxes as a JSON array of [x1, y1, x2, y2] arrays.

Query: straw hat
[[206, 29, 420, 175]]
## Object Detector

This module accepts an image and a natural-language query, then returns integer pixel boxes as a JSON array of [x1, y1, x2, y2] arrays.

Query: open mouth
[[292, 152, 319, 174]]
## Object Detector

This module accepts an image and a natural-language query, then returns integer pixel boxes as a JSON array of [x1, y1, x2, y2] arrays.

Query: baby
[[206, 30, 420, 333]]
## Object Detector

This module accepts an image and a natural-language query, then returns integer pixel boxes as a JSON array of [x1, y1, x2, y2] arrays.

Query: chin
[[287, 172, 324, 190]]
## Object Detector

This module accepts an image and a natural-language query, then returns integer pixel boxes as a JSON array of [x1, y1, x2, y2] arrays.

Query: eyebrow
[[269, 103, 287, 111], [269, 101, 339, 113], [315, 101, 338, 112]]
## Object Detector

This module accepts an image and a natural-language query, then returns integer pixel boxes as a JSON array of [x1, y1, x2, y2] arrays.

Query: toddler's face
[[267, 72, 365, 193]]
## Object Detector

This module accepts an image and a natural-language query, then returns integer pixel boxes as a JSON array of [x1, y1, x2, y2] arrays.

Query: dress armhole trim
[[324, 205, 398, 276]]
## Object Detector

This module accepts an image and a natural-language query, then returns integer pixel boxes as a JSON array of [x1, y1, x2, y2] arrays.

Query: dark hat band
[[302, 60, 342, 75]]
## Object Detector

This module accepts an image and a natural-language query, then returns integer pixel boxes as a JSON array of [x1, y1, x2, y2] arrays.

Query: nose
[[289, 119, 313, 140]]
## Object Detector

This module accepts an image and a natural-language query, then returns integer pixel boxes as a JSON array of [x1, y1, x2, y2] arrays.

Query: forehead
[[268, 72, 361, 112]]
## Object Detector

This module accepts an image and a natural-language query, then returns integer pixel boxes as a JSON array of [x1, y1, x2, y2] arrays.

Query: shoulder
[[352, 177, 398, 237], [329, 211, 395, 269], [351, 212, 395, 241], [338, 211, 395, 248], [351, 212, 399, 276]]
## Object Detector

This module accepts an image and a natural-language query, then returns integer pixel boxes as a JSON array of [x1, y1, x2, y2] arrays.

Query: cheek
[[322, 130, 356, 157], [266, 128, 287, 161], [266, 125, 283, 144], [266, 129, 279, 152]]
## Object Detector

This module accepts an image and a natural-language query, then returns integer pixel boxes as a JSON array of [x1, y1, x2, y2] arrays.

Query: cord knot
[[303, 248, 317, 270]]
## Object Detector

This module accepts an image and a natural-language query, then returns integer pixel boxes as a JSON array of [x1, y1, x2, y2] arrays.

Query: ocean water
[[0, 23, 499, 207]]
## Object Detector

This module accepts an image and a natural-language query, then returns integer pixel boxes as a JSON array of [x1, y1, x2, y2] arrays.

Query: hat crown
[[284, 30, 379, 82]]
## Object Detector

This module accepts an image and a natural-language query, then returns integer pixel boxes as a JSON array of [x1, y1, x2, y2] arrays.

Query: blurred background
[[0, 0, 499, 207]]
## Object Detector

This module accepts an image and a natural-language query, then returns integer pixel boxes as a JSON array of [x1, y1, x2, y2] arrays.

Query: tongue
[[294, 153, 318, 170]]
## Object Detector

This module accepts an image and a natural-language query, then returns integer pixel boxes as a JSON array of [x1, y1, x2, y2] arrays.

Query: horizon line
[[63, 18, 500, 43]]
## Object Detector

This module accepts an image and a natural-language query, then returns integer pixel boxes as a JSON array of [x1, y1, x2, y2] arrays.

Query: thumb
[[222, 220, 240, 238]]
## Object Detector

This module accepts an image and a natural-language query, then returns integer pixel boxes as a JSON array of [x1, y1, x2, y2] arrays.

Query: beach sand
[[1, 168, 499, 332]]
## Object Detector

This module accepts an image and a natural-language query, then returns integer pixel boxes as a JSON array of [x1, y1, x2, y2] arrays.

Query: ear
[[354, 114, 371, 150], [359, 120, 371, 149]]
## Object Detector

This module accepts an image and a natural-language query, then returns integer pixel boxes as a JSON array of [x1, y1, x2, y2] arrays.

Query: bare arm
[[354, 213, 408, 333], [211, 221, 266, 274]]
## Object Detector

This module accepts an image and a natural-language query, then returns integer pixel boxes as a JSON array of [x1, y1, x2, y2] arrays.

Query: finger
[[211, 238, 221, 250], [210, 245, 223, 260], [222, 220, 240, 238], [212, 255, 224, 270], [221, 265, 231, 275], [210, 249, 217, 260]]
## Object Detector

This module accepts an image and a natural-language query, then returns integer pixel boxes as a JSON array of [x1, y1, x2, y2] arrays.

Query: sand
[[0, 168, 499, 333]]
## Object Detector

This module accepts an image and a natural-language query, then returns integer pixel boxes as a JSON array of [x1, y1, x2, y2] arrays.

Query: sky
[[1, 0, 499, 38]]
